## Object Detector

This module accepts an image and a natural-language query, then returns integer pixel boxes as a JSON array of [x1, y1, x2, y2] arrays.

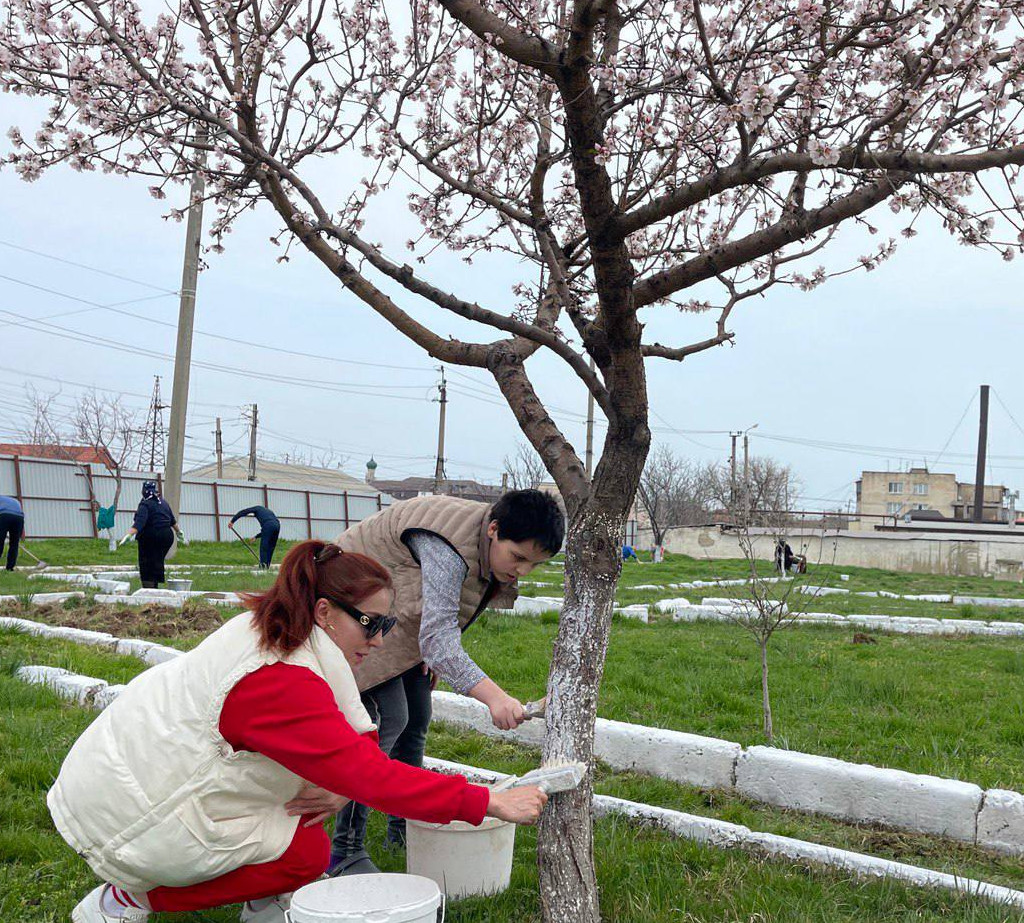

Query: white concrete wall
[[664, 524, 1024, 577]]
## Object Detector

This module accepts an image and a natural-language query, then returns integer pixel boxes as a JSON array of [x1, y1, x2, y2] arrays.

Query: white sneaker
[[239, 893, 292, 923], [71, 885, 149, 923]]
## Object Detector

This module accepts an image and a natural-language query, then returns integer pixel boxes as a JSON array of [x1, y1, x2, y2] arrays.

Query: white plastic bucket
[[166, 579, 193, 592], [406, 816, 515, 899], [287, 874, 441, 923]]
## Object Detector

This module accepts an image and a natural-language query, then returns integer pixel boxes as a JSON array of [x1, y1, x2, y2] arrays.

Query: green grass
[[6, 538, 299, 569], [1, 637, 1022, 923], [6, 589, 1024, 790], [521, 554, 1024, 620], [461, 614, 1024, 791]]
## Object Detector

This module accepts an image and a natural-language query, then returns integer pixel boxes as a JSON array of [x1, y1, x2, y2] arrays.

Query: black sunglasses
[[327, 597, 397, 640], [314, 546, 396, 639]]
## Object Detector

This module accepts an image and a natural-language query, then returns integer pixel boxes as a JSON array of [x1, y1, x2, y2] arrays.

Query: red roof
[[0, 443, 116, 468]]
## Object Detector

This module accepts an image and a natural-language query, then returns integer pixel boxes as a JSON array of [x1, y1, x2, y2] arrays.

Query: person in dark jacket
[[0, 494, 25, 571], [230, 505, 281, 568], [774, 538, 807, 574], [124, 481, 177, 588]]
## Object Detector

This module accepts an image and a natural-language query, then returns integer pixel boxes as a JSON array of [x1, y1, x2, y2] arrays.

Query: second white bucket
[[406, 816, 515, 899], [287, 873, 440, 923]]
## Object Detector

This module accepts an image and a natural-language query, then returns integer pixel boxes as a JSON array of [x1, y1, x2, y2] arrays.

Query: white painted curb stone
[[613, 605, 650, 622], [735, 746, 982, 842], [16, 665, 107, 707], [421, 757, 1024, 910], [977, 790, 1024, 855], [511, 596, 563, 615], [95, 594, 184, 608]]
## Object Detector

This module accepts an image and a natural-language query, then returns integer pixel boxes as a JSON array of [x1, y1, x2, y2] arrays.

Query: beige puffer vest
[[47, 612, 374, 892], [335, 495, 517, 691]]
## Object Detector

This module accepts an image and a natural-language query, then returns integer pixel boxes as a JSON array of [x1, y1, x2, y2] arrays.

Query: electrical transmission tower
[[139, 376, 168, 472]]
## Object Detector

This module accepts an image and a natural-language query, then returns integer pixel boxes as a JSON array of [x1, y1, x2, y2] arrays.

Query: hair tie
[[313, 544, 343, 566]]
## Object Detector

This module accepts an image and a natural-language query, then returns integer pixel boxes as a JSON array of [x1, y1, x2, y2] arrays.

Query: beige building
[[954, 483, 1014, 522], [855, 467, 1013, 526]]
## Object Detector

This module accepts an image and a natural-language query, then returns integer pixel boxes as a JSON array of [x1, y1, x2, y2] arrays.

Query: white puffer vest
[[47, 612, 375, 892]]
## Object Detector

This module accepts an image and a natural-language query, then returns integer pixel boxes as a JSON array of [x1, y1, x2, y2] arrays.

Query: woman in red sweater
[[65, 540, 546, 923]]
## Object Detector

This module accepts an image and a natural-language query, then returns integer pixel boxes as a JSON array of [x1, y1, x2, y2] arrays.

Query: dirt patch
[[2, 600, 229, 639]]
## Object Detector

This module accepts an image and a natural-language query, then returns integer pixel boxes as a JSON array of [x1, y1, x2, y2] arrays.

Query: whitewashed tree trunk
[[538, 503, 623, 923], [760, 639, 774, 742]]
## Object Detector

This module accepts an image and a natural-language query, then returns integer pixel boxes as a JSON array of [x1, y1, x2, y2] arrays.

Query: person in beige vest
[[53, 540, 547, 923], [329, 489, 564, 875]]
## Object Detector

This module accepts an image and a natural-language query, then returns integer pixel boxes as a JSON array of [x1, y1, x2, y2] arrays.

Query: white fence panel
[[1, 454, 391, 541]]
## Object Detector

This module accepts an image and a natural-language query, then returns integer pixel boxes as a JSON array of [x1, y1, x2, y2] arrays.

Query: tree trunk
[[538, 500, 623, 923], [760, 639, 773, 743]]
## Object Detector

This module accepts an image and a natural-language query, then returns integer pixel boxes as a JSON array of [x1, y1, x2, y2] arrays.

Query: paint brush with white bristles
[[522, 696, 547, 719], [492, 760, 587, 794]]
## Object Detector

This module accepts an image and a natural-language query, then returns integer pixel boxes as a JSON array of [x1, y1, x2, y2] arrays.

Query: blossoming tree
[[5, 0, 1024, 917]]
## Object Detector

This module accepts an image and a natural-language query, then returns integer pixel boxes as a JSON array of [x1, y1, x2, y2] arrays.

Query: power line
[[0, 273, 177, 320], [931, 391, 977, 468], [0, 268, 435, 372], [0, 309, 440, 401], [0, 239, 179, 293], [993, 388, 1024, 444], [0, 363, 234, 411], [756, 431, 1024, 462]]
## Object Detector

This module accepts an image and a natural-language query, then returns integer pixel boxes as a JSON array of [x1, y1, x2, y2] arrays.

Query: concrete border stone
[[16, 664, 107, 706], [735, 746, 982, 842], [423, 756, 1024, 910], [977, 789, 1024, 855]]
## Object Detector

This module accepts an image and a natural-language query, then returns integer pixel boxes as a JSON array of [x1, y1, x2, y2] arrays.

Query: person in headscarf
[[123, 481, 177, 588]]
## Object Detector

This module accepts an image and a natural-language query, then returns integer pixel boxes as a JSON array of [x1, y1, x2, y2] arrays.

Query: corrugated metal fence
[[0, 454, 390, 541]]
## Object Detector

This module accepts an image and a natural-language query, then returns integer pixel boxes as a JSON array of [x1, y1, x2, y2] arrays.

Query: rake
[[229, 523, 261, 564], [19, 542, 49, 570]]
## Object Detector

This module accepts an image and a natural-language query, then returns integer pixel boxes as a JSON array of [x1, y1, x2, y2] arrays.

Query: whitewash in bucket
[[406, 816, 516, 899], [287, 874, 441, 923]]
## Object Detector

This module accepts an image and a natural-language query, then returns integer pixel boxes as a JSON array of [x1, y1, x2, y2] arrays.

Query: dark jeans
[[329, 665, 433, 868], [137, 526, 175, 586], [0, 513, 24, 570], [258, 523, 280, 568]]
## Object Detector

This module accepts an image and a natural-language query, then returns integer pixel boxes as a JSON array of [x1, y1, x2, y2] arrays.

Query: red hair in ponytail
[[244, 539, 392, 653]]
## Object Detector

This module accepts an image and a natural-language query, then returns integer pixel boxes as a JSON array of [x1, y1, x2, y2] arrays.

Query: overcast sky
[[2, 92, 1022, 511]]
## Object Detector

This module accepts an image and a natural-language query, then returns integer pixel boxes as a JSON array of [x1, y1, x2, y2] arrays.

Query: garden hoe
[[230, 523, 261, 564]]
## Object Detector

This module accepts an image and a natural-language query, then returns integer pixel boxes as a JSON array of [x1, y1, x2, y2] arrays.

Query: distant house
[[0, 442, 116, 468], [364, 458, 503, 504], [368, 475, 503, 504], [188, 455, 387, 498]]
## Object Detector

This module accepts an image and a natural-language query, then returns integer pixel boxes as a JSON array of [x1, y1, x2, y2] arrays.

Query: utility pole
[[743, 432, 750, 524], [433, 367, 448, 495], [247, 404, 259, 482], [163, 125, 207, 519], [729, 432, 740, 514], [742, 423, 759, 524], [585, 357, 595, 479], [214, 417, 223, 479], [973, 384, 990, 522]]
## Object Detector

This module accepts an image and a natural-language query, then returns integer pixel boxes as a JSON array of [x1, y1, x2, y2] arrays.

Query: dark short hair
[[490, 489, 564, 554]]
